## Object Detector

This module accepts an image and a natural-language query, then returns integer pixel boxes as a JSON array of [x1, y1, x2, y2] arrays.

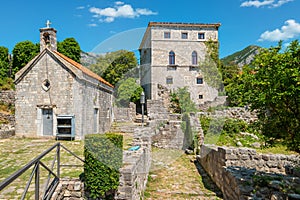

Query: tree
[[170, 87, 197, 113], [90, 50, 138, 86], [0, 46, 10, 78], [57, 38, 81, 63], [239, 41, 300, 152], [12, 41, 39, 76], [116, 78, 143, 107]]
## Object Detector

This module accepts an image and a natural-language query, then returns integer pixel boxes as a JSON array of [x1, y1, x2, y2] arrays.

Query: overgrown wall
[[198, 145, 300, 200]]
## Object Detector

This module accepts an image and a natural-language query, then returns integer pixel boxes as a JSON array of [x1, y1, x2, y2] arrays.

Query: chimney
[[39, 20, 57, 52]]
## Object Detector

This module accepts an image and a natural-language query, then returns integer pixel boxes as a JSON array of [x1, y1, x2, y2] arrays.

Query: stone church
[[139, 22, 221, 105], [14, 23, 114, 140]]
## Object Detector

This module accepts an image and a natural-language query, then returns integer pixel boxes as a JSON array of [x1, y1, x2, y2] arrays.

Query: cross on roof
[[46, 20, 51, 28]]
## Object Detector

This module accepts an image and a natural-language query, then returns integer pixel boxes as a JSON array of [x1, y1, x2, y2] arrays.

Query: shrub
[[83, 133, 123, 199]]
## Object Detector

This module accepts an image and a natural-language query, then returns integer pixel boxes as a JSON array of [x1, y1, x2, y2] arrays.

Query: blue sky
[[0, 0, 299, 58]]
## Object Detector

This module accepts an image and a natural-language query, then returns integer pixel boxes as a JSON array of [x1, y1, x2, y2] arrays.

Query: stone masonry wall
[[198, 145, 300, 200], [113, 102, 136, 123], [115, 127, 152, 200], [51, 178, 84, 200], [0, 90, 15, 138]]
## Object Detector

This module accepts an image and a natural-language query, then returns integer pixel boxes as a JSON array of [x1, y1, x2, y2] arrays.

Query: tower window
[[169, 51, 175, 65], [181, 32, 188, 39], [166, 77, 173, 84], [198, 33, 205, 39], [199, 94, 203, 99], [164, 32, 171, 39], [196, 77, 203, 84], [192, 51, 198, 65]]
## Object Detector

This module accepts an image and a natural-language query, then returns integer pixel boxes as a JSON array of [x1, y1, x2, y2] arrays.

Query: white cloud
[[89, 2, 157, 23], [76, 6, 85, 10], [258, 19, 300, 41], [88, 23, 98, 27], [240, 0, 293, 8]]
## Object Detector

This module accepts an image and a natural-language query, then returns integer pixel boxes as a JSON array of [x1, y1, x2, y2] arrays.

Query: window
[[169, 51, 175, 65], [199, 94, 203, 99], [198, 32, 205, 39], [192, 51, 198, 65], [166, 77, 173, 84], [42, 79, 51, 91], [164, 32, 171, 39], [181, 32, 188, 39], [196, 77, 203, 84]]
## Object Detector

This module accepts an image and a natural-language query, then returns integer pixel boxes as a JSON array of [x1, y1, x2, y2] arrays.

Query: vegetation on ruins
[[116, 77, 143, 107], [224, 40, 300, 152]]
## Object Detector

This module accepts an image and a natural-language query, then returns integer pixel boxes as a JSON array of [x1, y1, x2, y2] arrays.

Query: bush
[[83, 133, 123, 199]]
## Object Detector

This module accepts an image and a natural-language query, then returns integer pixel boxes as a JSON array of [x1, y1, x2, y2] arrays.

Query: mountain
[[221, 45, 261, 68], [80, 51, 100, 67]]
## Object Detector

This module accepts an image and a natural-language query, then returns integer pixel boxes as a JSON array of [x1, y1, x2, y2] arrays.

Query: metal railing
[[0, 142, 84, 200]]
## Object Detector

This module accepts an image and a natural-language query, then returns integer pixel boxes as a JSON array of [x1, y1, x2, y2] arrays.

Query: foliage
[[199, 115, 259, 147], [0, 77, 14, 90], [57, 38, 81, 63], [12, 41, 39, 77], [90, 50, 138, 86], [83, 133, 123, 199], [170, 87, 197, 113], [0, 46, 10, 78], [116, 77, 143, 107], [243, 41, 300, 152], [200, 40, 223, 90]]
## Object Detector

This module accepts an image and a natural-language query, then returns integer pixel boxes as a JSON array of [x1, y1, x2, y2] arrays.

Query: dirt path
[[144, 149, 223, 200]]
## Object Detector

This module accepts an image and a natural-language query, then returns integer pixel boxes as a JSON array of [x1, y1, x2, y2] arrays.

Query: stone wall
[[113, 103, 136, 122], [115, 127, 152, 200], [0, 90, 15, 138], [51, 178, 84, 200], [198, 145, 300, 200]]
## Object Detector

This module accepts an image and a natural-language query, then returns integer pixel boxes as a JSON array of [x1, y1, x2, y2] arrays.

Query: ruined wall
[[198, 145, 300, 200], [0, 90, 15, 138], [113, 103, 136, 123], [115, 127, 152, 200]]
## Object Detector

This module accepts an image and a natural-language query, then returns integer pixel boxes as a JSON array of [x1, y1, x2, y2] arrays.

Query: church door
[[42, 109, 53, 136]]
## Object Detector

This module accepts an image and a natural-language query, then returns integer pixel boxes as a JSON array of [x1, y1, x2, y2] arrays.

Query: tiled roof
[[54, 51, 113, 88]]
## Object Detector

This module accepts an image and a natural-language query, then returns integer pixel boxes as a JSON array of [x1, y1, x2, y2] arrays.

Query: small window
[[167, 66, 177, 71], [166, 77, 173, 84], [181, 32, 188, 39], [164, 32, 171, 39], [196, 77, 203, 84], [198, 33, 205, 39], [192, 51, 198, 65], [199, 94, 203, 99], [42, 79, 51, 91], [169, 51, 175, 65]]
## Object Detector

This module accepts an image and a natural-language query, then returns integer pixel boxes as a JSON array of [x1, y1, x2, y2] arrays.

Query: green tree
[[12, 41, 39, 76], [242, 41, 300, 152], [57, 38, 81, 63], [90, 50, 138, 86], [116, 78, 143, 107], [0, 46, 10, 78], [170, 87, 197, 113]]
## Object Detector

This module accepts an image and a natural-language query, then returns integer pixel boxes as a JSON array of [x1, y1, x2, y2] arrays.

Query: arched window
[[169, 51, 175, 65], [192, 51, 198, 65]]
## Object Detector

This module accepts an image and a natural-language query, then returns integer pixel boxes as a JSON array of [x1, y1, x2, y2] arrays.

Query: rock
[[288, 194, 300, 200], [236, 141, 243, 147], [251, 142, 261, 148]]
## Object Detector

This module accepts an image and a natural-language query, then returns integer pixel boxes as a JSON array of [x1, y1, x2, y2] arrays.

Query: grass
[[144, 148, 222, 200], [0, 137, 84, 200]]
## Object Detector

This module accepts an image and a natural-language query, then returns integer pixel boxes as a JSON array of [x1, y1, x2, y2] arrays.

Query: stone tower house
[[14, 22, 114, 139], [139, 22, 221, 105]]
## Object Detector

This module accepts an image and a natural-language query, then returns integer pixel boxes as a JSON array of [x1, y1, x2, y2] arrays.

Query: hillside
[[221, 45, 261, 68]]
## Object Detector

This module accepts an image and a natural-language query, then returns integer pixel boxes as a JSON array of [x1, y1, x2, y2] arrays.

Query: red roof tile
[[54, 51, 113, 88]]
